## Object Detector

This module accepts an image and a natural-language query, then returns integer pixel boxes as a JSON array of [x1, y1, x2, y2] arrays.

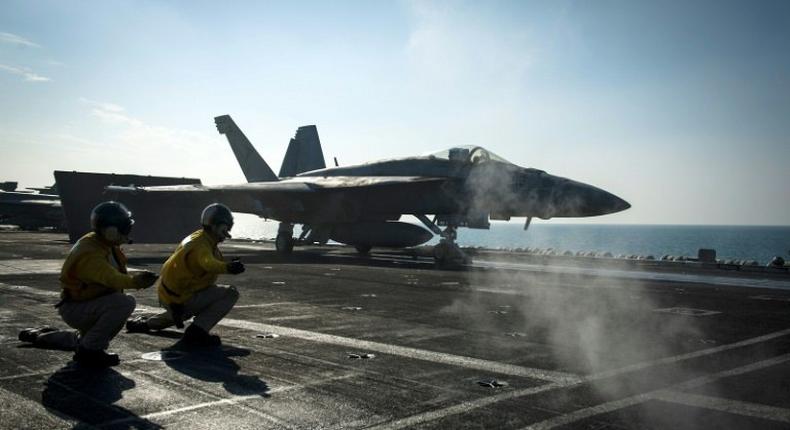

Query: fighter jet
[[0, 187, 64, 231], [116, 115, 630, 265]]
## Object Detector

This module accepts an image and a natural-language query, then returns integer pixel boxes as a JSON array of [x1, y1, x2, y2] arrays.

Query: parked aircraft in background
[[0, 183, 64, 231], [112, 115, 630, 265]]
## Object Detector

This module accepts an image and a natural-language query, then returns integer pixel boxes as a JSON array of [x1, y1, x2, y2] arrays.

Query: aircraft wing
[[110, 176, 449, 220], [0, 199, 61, 208], [0, 199, 64, 230], [127, 176, 444, 192]]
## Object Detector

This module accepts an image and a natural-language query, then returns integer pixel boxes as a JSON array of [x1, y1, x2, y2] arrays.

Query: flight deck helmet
[[201, 203, 234, 228], [90, 201, 134, 241], [201, 203, 234, 241]]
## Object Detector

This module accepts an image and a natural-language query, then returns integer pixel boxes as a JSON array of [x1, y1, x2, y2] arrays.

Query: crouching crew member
[[126, 203, 244, 347], [20, 201, 158, 367]]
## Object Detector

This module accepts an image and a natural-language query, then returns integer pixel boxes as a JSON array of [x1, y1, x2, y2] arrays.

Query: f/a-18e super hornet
[[113, 115, 630, 265], [0, 183, 64, 231]]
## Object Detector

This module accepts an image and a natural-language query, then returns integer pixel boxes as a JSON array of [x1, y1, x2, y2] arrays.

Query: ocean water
[[458, 223, 790, 264], [231, 215, 790, 265]]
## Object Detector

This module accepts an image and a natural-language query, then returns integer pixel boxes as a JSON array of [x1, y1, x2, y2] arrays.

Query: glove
[[132, 271, 158, 289], [227, 259, 245, 275]]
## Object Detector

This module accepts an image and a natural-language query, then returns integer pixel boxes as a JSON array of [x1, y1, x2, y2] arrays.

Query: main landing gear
[[275, 223, 295, 255], [415, 215, 470, 268]]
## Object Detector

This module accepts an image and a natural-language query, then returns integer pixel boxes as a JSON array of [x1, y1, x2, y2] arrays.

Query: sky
[[0, 0, 788, 225]]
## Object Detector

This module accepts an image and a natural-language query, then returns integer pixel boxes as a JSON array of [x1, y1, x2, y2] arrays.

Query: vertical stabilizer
[[214, 115, 278, 182], [279, 125, 326, 177]]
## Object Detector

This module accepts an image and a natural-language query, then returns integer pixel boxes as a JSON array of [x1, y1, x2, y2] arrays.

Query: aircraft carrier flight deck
[[2, 230, 790, 429]]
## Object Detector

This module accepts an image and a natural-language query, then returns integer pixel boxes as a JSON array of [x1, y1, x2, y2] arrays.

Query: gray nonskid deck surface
[[1, 232, 790, 429]]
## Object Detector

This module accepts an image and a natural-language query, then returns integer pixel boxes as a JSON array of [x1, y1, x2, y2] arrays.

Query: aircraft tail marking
[[214, 115, 278, 182], [279, 125, 326, 177]]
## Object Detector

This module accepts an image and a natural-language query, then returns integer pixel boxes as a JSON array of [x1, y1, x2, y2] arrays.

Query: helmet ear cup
[[91, 201, 134, 239], [209, 224, 231, 240], [218, 224, 232, 239], [102, 226, 120, 242]]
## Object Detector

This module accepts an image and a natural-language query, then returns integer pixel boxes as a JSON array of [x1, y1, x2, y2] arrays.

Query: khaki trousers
[[36, 292, 135, 351], [147, 285, 238, 332]]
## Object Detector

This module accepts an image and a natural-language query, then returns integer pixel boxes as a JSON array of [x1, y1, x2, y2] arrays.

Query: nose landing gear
[[415, 215, 470, 268]]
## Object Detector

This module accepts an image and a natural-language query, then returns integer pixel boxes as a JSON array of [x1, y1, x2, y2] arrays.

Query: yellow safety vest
[[59, 232, 135, 302], [158, 229, 227, 305]]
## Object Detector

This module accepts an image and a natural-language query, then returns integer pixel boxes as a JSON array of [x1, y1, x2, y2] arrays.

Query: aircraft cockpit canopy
[[425, 146, 512, 165]]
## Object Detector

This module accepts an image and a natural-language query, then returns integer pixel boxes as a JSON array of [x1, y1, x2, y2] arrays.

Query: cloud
[[0, 64, 51, 82], [73, 98, 239, 184], [80, 97, 129, 114], [0, 31, 40, 48], [80, 98, 155, 132], [79, 97, 215, 154], [404, 2, 533, 91]]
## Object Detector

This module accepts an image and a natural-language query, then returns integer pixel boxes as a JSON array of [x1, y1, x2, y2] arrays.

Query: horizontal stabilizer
[[55, 171, 203, 243], [215, 115, 278, 183]]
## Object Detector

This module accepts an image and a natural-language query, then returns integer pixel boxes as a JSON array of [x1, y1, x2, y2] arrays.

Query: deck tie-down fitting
[[348, 353, 375, 359], [477, 378, 508, 388]]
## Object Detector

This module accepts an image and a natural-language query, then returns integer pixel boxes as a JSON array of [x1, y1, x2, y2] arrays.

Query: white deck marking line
[[0, 372, 44, 381], [233, 302, 296, 308], [265, 315, 316, 321], [104, 371, 292, 429], [0, 364, 135, 381], [8, 285, 790, 386], [371, 382, 568, 430], [7, 284, 790, 427], [214, 316, 581, 384], [522, 353, 790, 430], [99, 370, 361, 428], [8, 359, 144, 425], [0, 371, 58, 381], [0, 283, 59, 296], [6, 285, 790, 380], [590, 327, 790, 379], [0, 259, 63, 275], [652, 391, 790, 424], [472, 259, 790, 290], [473, 283, 624, 297], [2, 287, 579, 384], [134, 303, 579, 384], [662, 353, 790, 394], [368, 329, 790, 429], [133, 395, 261, 419], [222, 243, 275, 251], [525, 392, 653, 430], [95, 369, 284, 429]]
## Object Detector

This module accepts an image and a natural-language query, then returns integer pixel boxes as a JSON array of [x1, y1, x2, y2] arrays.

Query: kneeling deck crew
[[126, 203, 244, 347], [19, 201, 158, 367]]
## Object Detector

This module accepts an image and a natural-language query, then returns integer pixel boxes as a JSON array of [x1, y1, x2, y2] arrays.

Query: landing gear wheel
[[354, 244, 372, 255], [414, 215, 472, 267], [433, 241, 448, 263], [275, 233, 294, 255]]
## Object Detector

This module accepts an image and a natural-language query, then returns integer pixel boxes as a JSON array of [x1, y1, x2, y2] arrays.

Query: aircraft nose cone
[[611, 194, 631, 213], [554, 179, 631, 217]]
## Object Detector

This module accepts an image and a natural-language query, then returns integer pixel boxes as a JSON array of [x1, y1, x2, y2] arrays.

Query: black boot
[[182, 324, 221, 348], [18, 326, 57, 343], [125, 316, 150, 333], [73, 346, 120, 367]]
